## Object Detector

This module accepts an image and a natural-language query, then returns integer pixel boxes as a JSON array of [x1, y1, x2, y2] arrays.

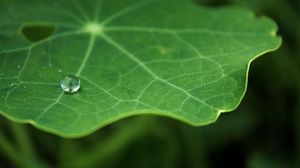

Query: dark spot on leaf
[[21, 25, 55, 42]]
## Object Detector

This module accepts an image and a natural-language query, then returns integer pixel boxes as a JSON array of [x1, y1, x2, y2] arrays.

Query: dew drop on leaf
[[9, 82, 18, 88], [60, 75, 80, 94]]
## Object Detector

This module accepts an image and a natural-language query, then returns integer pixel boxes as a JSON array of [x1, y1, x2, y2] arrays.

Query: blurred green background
[[0, 0, 299, 167]]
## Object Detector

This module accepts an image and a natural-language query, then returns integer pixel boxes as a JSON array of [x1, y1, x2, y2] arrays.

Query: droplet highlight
[[61, 75, 80, 94]]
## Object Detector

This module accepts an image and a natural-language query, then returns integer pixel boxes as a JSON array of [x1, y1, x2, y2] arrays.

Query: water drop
[[61, 75, 80, 93], [9, 82, 17, 87]]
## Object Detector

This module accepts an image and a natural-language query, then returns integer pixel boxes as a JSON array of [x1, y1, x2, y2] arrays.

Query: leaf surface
[[0, 0, 281, 137]]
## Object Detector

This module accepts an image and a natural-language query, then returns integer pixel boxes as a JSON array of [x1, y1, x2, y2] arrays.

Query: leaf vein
[[101, 34, 218, 111]]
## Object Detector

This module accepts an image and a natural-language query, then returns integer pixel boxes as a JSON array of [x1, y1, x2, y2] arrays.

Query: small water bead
[[61, 75, 80, 93], [9, 82, 17, 87]]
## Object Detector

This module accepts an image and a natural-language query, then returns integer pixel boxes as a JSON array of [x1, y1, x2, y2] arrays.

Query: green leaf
[[0, 0, 281, 137]]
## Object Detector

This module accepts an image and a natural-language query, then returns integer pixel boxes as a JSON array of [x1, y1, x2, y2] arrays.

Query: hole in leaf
[[21, 25, 55, 42]]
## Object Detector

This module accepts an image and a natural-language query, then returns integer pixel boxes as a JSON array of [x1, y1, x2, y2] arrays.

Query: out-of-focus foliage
[[0, 0, 299, 167]]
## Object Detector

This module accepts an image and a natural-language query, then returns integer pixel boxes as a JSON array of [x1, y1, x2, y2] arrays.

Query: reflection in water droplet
[[61, 75, 80, 94]]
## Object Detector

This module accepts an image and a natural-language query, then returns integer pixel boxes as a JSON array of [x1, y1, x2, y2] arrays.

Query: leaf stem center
[[84, 23, 103, 35]]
